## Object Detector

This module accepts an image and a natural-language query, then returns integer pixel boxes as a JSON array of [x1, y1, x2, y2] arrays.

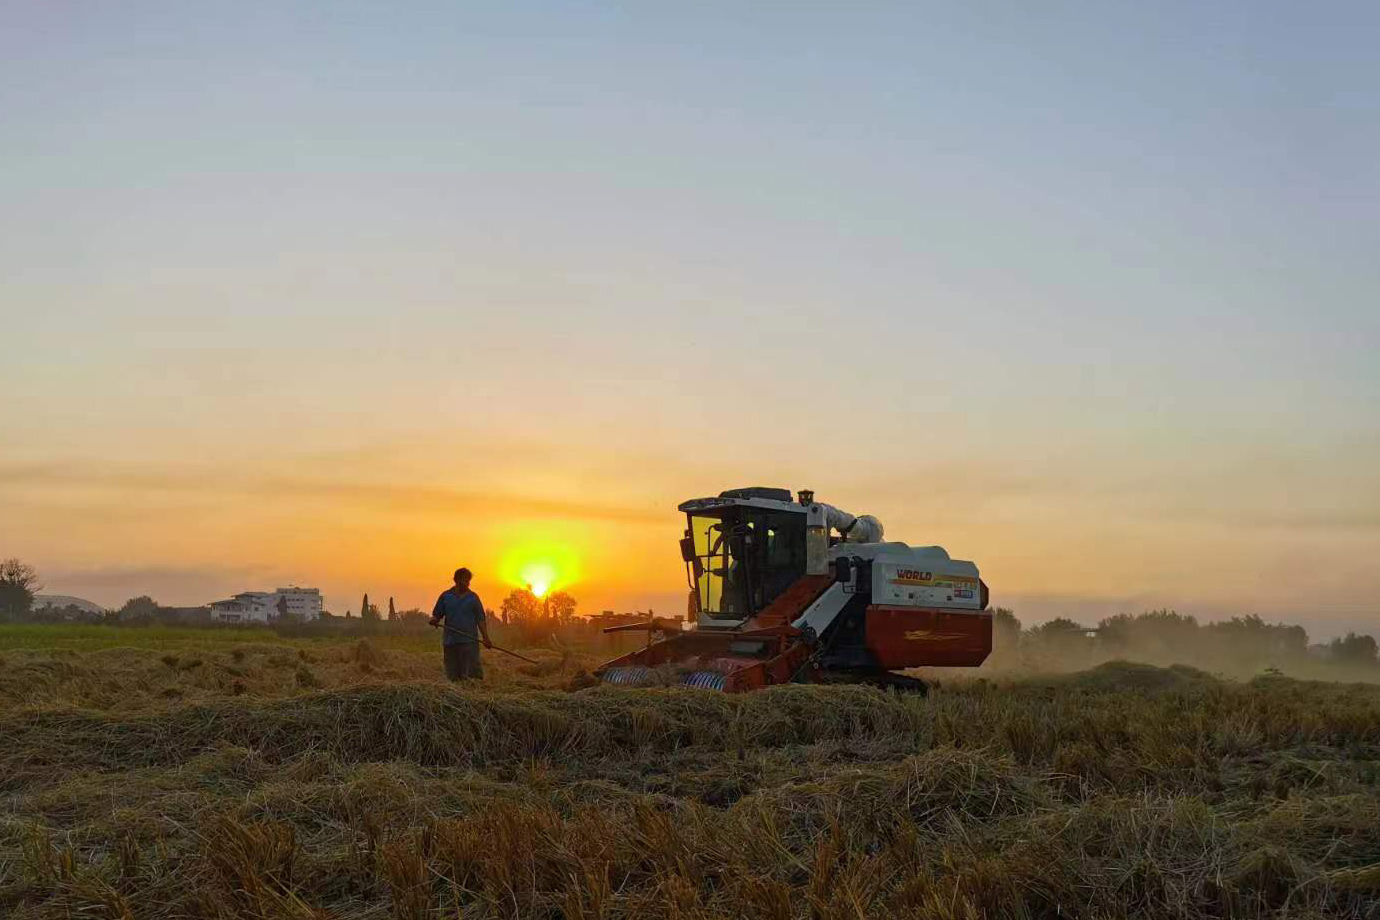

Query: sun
[[499, 539, 581, 598], [520, 562, 556, 598]]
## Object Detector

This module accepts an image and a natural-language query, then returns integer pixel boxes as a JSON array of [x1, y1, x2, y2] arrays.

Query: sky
[[2, 2, 1377, 638]]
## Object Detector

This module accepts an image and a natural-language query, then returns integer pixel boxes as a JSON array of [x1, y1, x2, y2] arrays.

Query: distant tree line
[[987, 607, 1380, 676]]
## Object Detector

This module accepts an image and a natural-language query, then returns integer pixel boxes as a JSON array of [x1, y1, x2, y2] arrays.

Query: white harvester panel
[[873, 562, 982, 609], [827, 542, 983, 610]]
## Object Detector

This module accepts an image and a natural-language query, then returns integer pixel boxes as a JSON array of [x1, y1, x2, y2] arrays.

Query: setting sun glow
[[499, 540, 582, 600], [521, 563, 554, 598]]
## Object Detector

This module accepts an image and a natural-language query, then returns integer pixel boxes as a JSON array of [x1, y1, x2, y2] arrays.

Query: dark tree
[[1028, 617, 1088, 638], [0, 558, 40, 621], [546, 590, 578, 622], [991, 607, 1021, 647], [1331, 632, 1379, 666], [394, 607, 430, 625], [118, 596, 160, 620], [500, 587, 542, 622]]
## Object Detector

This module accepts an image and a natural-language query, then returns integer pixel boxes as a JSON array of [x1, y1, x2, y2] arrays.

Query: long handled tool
[[436, 623, 541, 665]]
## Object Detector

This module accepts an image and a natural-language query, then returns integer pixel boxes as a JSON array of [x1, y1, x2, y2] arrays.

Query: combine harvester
[[596, 488, 991, 692]]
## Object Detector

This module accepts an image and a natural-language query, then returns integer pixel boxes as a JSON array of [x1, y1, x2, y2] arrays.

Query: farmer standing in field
[[429, 567, 493, 681]]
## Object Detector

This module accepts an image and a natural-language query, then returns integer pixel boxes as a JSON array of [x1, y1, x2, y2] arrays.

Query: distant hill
[[32, 595, 107, 615]]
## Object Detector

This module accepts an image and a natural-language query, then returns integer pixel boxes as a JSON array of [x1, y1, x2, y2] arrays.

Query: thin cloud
[[0, 463, 664, 525], [259, 477, 664, 524]]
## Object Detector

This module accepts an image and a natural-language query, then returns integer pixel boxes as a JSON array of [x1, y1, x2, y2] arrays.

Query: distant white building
[[208, 598, 251, 622], [211, 587, 322, 623], [208, 600, 243, 622], [210, 592, 274, 623], [274, 586, 322, 621]]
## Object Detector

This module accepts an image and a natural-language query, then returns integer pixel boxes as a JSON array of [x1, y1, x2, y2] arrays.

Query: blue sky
[[2, 2, 1377, 635]]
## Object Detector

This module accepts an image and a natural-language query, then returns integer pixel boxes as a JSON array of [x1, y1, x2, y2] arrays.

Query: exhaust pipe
[[800, 491, 884, 574]]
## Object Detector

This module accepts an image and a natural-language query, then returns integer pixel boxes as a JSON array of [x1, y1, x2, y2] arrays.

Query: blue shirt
[[433, 587, 485, 645]]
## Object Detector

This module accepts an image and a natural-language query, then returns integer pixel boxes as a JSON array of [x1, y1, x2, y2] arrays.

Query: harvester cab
[[597, 487, 991, 692], [681, 487, 810, 627]]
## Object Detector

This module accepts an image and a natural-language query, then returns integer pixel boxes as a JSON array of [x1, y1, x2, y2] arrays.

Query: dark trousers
[[444, 642, 483, 681]]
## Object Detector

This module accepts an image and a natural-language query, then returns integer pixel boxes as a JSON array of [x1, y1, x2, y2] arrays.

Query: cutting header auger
[[594, 487, 992, 692]]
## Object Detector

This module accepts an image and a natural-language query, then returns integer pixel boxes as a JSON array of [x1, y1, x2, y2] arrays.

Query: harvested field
[[3, 632, 1380, 918]]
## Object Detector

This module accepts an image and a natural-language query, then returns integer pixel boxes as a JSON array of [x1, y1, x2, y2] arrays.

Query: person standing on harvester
[[429, 567, 492, 681]]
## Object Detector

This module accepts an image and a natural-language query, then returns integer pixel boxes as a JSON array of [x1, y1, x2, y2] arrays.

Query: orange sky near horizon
[[4, 413, 1377, 638]]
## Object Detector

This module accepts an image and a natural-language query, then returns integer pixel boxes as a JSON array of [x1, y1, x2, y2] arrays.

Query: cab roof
[[718, 486, 793, 502], [679, 493, 806, 515]]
